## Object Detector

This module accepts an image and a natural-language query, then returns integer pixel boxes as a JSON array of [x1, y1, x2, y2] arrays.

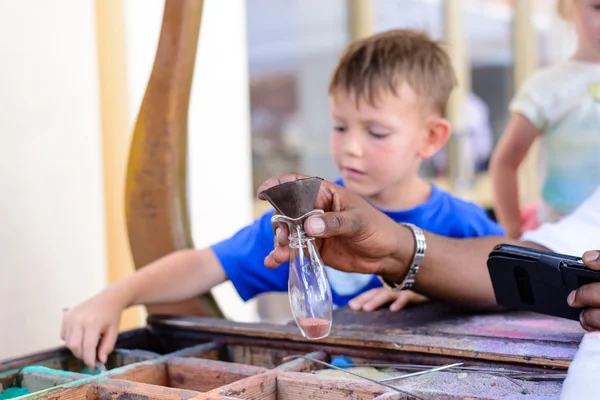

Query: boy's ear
[[419, 116, 452, 159]]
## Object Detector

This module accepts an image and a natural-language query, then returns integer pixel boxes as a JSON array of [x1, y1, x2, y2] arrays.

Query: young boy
[[61, 29, 503, 369]]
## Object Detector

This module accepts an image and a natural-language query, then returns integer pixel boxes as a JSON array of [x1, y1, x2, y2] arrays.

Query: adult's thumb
[[305, 211, 358, 238], [583, 250, 600, 270]]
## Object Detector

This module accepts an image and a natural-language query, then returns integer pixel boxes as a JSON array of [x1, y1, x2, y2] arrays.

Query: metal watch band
[[379, 223, 427, 291]]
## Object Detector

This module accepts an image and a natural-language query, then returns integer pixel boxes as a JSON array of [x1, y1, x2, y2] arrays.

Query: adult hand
[[567, 250, 600, 331], [257, 174, 414, 282]]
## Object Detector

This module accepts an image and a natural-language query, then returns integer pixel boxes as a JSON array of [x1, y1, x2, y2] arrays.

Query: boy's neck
[[366, 177, 432, 211]]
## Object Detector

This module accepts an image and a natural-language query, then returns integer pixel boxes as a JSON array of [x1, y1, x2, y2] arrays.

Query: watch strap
[[379, 223, 426, 291]]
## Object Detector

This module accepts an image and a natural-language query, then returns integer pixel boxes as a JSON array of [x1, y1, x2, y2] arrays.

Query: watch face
[[379, 223, 426, 292]]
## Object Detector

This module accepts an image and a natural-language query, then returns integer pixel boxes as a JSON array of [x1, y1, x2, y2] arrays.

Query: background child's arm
[[61, 248, 226, 370], [490, 112, 541, 238]]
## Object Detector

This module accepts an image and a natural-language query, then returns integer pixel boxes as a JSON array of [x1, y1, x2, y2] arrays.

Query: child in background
[[490, 0, 600, 239], [61, 29, 503, 370]]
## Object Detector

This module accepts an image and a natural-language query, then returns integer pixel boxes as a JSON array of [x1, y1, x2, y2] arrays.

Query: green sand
[[0, 365, 103, 399], [80, 366, 102, 375], [0, 387, 31, 399]]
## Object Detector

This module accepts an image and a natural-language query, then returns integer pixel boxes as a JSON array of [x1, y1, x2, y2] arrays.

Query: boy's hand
[[348, 288, 429, 312], [61, 287, 128, 370]]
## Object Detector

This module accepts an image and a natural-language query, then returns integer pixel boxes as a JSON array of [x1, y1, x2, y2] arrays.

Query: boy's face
[[329, 84, 434, 202]]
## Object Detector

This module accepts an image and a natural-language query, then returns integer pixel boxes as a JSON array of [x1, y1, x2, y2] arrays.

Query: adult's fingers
[[579, 308, 600, 331], [567, 278, 600, 332], [583, 250, 600, 270], [568, 282, 600, 309], [567, 251, 600, 314], [304, 210, 361, 238]]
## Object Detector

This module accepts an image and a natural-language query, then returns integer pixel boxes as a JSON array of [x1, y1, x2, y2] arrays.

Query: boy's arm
[[61, 248, 226, 370], [490, 112, 541, 238], [119, 248, 226, 306]]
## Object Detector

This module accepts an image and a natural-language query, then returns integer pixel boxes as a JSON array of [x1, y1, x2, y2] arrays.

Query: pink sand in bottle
[[298, 317, 331, 338]]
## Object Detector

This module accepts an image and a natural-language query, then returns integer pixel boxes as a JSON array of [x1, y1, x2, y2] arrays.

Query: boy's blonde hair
[[329, 29, 457, 116]]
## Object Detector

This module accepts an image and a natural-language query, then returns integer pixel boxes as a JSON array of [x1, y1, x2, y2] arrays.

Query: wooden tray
[[0, 303, 580, 399]]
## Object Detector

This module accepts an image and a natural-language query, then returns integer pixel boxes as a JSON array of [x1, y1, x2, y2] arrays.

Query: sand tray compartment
[[0, 347, 566, 400], [0, 311, 571, 399]]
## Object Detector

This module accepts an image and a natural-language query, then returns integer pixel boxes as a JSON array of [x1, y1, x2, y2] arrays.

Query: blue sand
[[330, 356, 353, 369], [0, 387, 31, 399]]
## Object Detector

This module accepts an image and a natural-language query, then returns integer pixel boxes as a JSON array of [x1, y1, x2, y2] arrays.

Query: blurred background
[[0, 0, 576, 359]]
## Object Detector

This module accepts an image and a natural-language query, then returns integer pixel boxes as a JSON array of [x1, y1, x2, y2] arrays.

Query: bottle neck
[[289, 224, 315, 249]]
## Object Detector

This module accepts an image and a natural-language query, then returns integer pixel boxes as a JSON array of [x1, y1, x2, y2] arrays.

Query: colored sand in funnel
[[298, 317, 330, 338], [0, 387, 31, 399], [81, 366, 102, 375]]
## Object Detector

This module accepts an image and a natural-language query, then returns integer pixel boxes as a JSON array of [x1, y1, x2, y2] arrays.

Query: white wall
[[0, 0, 256, 361], [123, 0, 257, 322], [0, 0, 108, 359]]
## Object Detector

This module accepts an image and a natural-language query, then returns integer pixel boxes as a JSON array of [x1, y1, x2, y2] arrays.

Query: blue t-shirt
[[211, 179, 504, 307]]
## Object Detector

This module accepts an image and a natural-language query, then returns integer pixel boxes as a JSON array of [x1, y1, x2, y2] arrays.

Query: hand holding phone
[[487, 244, 600, 321]]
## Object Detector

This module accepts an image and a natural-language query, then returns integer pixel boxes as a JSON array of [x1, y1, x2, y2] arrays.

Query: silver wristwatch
[[379, 223, 427, 291]]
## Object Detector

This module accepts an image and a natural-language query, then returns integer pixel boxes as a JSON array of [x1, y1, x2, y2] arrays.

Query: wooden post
[[95, 0, 142, 331], [444, 0, 473, 195], [513, 0, 540, 206], [348, 0, 374, 40], [125, 0, 223, 318]]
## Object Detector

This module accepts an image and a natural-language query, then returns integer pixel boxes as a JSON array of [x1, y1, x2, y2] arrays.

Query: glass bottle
[[271, 210, 333, 340]]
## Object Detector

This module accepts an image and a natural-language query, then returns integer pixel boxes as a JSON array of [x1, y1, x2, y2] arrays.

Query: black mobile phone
[[487, 244, 600, 321]]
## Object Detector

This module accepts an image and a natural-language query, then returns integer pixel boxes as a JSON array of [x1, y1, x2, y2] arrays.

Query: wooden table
[[149, 302, 585, 369]]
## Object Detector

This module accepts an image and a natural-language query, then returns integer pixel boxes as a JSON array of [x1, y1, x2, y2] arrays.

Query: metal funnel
[[261, 177, 323, 219]]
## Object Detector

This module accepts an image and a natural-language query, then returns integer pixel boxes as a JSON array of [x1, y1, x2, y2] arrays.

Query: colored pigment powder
[[298, 317, 330, 338], [80, 366, 102, 375], [330, 355, 353, 369], [0, 387, 31, 399]]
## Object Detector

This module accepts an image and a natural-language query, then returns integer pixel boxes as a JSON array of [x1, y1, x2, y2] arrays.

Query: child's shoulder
[[433, 185, 489, 215], [331, 178, 502, 238], [511, 61, 590, 129], [519, 62, 579, 92], [429, 186, 505, 237]]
